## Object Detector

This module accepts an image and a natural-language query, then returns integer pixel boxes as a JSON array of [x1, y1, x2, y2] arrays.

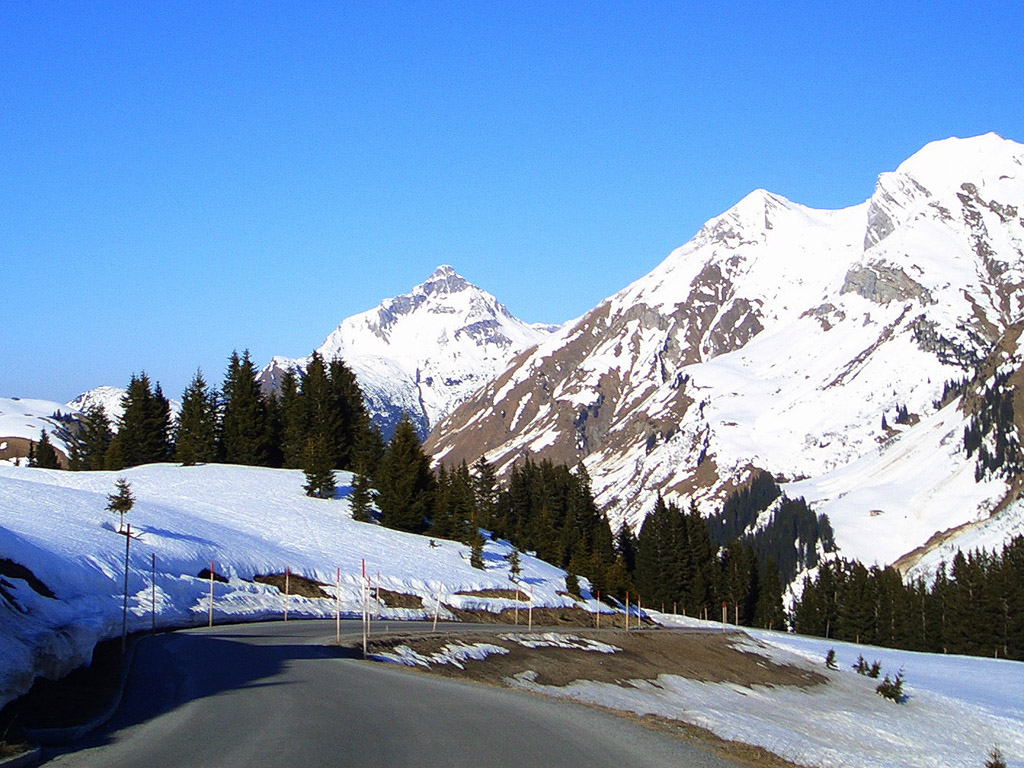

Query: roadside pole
[[208, 560, 214, 628], [514, 584, 520, 625], [637, 595, 642, 630], [595, 590, 600, 629], [432, 582, 443, 631], [335, 567, 341, 644], [625, 592, 629, 631], [528, 585, 533, 630], [151, 552, 156, 633], [284, 566, 290, 622], [121, 524, 131, 655]]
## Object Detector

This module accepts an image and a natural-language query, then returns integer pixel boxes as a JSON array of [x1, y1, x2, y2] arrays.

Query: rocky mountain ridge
[[427, 133, 1024, 572]]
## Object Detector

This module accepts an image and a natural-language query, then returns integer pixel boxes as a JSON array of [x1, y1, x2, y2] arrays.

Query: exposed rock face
[[428, 134, 1024, 568]]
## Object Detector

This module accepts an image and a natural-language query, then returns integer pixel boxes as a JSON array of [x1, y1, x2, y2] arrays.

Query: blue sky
[[3, 2, 1022, 402]]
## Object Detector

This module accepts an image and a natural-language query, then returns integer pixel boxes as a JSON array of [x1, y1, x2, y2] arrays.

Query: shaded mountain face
[[261, 266, 557, 439], [427, 133, 1024, 568]]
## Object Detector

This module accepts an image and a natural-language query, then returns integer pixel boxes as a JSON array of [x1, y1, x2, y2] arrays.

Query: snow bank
[[0, 462, 572, 707]]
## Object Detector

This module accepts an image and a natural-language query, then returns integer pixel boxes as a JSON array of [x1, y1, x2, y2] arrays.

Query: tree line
[[792, 537, 1024, 660], [62, 350, 384, 476]]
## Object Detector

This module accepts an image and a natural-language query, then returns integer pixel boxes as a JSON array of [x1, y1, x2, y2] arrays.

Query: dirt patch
[[446, 605, 655, 629], [367, 628, 824, 690], [373, 589, 423, 609], [196, 568, 229, 584], [253, 573, 331, 599], [455, 588, 529, 601]]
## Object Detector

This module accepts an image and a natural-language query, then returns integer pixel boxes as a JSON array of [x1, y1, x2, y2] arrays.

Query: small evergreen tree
[[470, 531, 486, 570], [985, 747, 1007, 768], [106, 477, 135, 532], [30, 430, 61, 469], [301, 436, 336, 499], [349, 469, 374, 522], [506, 548, 522, 581]]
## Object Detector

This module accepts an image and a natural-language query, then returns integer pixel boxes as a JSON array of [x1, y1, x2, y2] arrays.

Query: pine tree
[[220, 350, 269, 465], [106, 477, 135, 532], [75, 404, 112, 470], [349, 468, 374, 522], [301, 436, 336, 499], [375, 414, 435, 533], [470, 530, 486, 570], [471, 455, 499, 531], [108, 373, 171, 468], [505, 548, 522, 581], [174, 369, 218, 466], [278, 369, 306, 469], [30, 429, 61, 469]]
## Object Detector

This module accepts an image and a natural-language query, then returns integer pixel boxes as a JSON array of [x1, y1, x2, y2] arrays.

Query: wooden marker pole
[[722, 601, 727, 626], [595, 590, 600, 629], [625, 592, 629, 631], [208, 560, 214, 628], [528, 586, 533, 630], [514, 585, 520, 625], [432, 582, 443, 631], [121, 524, 131, 655], [284, 566, 290, 622], [335, 567, 341, 644], [151, 553, 156, 633]]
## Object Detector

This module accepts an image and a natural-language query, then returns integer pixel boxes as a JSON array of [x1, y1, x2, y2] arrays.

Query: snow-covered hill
[[0, 462, 580, 708], [428, 133, 1024, 570], [261, 265, 557, 438]]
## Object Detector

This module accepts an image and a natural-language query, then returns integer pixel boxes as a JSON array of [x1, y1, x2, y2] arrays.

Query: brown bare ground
[[446, 605, 656, 629], [376, 589, 424, 609], [454, 588, 529, 601], [253, 573, 330, 598], [365, 628, 818, 768]]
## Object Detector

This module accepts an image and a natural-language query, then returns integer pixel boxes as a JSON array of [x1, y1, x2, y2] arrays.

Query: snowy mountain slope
[[0, 461, 581, 709], [427, 133, 1024, 568], [66, 385, 130, 424], [261, 265, 557, 438], [0, 397, 77, 464]]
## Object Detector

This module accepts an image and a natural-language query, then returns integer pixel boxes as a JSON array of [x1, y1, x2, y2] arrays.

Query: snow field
[[0, 462, 580, 707]]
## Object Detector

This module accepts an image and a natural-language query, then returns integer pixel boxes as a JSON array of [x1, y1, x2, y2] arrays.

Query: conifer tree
[[375, 414, 435, 533], [107, 373, 171, 468], [301, 436, 336, 499], [174, 369, 218, 466], [75, 404, 112, 470], [220, 350, 269, 465], [30, 429, 61, 469], [349, 467, 374, 522], [106, 477, 135, 532], [470, 530, 486, 570], [278, 369, 306, 469], [471, 455, 499, 531]]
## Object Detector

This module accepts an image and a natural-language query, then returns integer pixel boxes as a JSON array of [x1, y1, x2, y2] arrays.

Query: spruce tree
[[278, 369, 306, 469], [107, 373, 170, 468], [301, 436, 336, 499], [375, 414, 435, 533], [220, 350, 269, 465], [106, 477, 135, 532], [471, 455, 499, 531], [174, 369, 218, 465], [349, 467, 374, 522], [30, 429, 61, 469], [75, 404, 112, 470]]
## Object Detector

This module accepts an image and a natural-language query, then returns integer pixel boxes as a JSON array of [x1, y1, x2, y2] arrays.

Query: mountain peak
[[419, 265, 470, 296]]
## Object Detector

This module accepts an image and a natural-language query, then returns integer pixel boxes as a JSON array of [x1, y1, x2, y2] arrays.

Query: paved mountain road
[[43, 620, 741, 768]]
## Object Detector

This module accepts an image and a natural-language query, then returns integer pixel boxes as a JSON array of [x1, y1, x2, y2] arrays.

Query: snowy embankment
[[0, 462, 577, 708], [555, 613, 1023, 768]]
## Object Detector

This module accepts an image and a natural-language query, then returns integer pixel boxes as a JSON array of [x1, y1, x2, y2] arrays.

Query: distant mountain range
[[7, 134, 1024, 580]]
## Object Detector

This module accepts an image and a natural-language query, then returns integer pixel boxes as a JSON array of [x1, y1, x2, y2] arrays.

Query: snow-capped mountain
[[427, 133, 1024, 570], [262, 265, 557, 437], [66, 385, 129, 423]]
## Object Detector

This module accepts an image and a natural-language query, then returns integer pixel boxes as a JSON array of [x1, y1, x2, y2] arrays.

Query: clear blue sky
[[3, 1, 1022, 402]]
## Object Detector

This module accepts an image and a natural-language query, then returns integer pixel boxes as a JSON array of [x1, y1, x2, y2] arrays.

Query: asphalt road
[[42, 620, 741, 768]]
